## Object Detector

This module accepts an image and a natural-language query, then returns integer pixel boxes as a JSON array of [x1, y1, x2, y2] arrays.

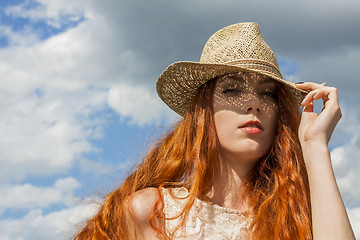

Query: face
[[212, 72, 279, 164]]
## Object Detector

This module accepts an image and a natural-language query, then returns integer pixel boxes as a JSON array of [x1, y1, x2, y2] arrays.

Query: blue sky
[[0, 0, 81, 45], [0, 0, 359, 239]]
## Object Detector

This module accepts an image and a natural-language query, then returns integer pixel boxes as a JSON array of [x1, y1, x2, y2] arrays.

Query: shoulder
[[128, 187, 163, 224]]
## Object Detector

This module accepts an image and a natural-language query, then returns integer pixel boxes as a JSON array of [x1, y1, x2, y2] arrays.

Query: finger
[[295, 82, 324, 91], [312, 89, 329, 101], [301, 86, 336, 106], [313, 87, 339, 109], [310, 87, 341, 120], [326, 87, 339, 104], [301, 89, 318, 106], [303, 101, 314, 113]]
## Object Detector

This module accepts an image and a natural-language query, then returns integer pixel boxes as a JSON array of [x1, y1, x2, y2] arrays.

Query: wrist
[[300, 140, 328, 150], [300, 142, 331, 171]]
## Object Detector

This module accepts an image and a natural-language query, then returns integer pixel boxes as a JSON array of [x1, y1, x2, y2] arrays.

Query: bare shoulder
[[128, 187, 163, 225]]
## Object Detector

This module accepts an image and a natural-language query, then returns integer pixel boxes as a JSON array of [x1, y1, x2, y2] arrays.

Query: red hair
[[74, 75, 312, 239], [246, 80, 312, 239]]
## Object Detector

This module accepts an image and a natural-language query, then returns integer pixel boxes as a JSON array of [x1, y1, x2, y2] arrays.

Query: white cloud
[[0, 0, 359, 238], [0, 200, 99, 240], [0, 25, 40, 47], [0, 176, 100, 240], [0, 177, 80, 214], [348, 207, 360, 239], [0, 11, 171, 181], [0, 84, 106, 181], [5, 0, 87, 29], [0, 15, 109, 181], [108, 84, 174, 126], [330, 107, 360, 207], [331, 143, 360, 207]]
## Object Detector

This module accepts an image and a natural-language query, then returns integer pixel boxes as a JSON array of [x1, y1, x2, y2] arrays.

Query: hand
[[295, 82, 342, 146]]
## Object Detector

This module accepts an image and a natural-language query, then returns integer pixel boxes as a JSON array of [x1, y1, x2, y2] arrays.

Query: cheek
[[214, 112, 228, 135], [213, 112, 235, 141]]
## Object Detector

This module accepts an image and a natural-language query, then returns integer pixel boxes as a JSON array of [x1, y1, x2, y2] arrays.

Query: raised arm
[[296, 82, 355, 240]]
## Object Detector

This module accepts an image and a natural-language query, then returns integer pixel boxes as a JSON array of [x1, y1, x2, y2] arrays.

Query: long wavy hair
[[74, 73, 312, 240]]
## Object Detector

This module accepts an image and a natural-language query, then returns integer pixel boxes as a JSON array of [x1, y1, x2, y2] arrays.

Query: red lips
[[239, 120, 264, 134], [239, 120, 264, 130]]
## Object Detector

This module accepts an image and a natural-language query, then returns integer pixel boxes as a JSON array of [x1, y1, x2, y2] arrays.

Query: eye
[[222, 88, 240, 94], [260, 90, 278, 99]]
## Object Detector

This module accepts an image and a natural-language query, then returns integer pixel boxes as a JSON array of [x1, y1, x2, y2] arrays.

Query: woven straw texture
[[156, 22, 306, 116]]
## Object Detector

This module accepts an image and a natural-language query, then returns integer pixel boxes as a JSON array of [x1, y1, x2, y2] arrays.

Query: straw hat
[[156, 22, 307, 116]]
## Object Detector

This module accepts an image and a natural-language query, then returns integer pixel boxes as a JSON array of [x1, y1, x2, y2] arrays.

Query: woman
[[75, 22, 355, 239]]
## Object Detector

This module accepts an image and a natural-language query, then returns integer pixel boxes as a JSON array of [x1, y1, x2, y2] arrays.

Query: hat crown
[[200, 22, 281, 77]]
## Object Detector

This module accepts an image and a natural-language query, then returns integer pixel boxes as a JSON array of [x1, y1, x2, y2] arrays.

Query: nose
[[243, 94, 262, 113]]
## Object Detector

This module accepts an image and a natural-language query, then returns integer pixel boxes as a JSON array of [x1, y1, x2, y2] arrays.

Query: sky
[[0, 0, 359, 239]]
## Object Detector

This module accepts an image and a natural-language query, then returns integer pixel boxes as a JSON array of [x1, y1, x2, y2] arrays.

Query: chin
[[239, 150, 267, 162], [225, 142, 271, 161], [220, 148, 268, 163]]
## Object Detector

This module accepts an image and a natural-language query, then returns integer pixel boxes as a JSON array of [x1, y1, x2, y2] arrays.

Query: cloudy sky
[[0, 0, 359, 239]]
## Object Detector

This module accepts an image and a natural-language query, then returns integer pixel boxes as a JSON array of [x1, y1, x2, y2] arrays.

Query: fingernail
[[295, 82, 304, 84]]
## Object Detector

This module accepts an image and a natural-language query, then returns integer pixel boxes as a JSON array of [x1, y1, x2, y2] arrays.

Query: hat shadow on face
[[212, 73, 279, 119]]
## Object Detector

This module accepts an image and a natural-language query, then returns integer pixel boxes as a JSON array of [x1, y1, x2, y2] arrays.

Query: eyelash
[[222, 88, 240, 94], [222, 88, 277, 99], [261, 91, 277, 99]]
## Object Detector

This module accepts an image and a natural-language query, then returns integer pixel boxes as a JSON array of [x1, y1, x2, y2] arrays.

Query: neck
[[204, 153, 257, 211]]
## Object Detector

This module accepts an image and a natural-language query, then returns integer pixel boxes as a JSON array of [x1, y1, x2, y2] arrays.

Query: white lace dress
[[161, 187, 249, 240]]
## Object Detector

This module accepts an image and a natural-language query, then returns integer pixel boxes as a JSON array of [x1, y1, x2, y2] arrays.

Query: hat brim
[[156, 61, 308, 116]]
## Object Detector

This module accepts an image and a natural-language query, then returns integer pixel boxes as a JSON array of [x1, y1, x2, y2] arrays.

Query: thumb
[[302, 101, 314, 113]]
